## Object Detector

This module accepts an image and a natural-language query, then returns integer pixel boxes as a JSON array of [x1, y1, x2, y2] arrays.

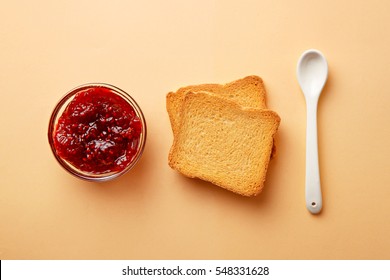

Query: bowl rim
[[48, 83, 147, 181]]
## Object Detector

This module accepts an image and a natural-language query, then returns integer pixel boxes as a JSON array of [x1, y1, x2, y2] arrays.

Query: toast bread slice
[[168, 92, 280, 196]]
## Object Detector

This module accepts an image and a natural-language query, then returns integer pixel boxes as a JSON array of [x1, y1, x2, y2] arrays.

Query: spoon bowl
[[297, 49, 328, 100], [297, 49, 328, 214]]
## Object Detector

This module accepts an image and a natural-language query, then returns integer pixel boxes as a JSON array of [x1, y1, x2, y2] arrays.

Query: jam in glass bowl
[[48, 83, 146, 181]]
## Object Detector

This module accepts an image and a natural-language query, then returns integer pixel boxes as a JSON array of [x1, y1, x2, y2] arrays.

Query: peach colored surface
[[1, 0, 389, 260]]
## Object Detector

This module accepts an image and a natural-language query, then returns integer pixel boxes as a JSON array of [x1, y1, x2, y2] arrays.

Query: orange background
[[1, 0, 389, 259]]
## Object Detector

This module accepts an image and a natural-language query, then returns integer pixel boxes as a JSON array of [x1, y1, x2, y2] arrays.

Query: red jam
[[53, 86, 142, 174]]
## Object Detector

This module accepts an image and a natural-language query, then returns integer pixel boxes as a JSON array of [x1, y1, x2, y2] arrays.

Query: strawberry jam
[[53, 86, 142, 174]]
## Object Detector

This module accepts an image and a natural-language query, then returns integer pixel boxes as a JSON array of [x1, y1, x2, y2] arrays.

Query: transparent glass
[[48, 83, 147, 181]]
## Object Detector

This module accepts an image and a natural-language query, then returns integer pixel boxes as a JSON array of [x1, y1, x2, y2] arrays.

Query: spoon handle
[[305, 100, 322, 214]]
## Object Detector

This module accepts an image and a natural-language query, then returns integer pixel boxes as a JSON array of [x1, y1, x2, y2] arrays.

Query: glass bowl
[[48, 83, 147, 181]]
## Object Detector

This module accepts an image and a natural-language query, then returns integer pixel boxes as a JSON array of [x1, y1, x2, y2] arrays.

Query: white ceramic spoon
[[297, 49, 328, 214]]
